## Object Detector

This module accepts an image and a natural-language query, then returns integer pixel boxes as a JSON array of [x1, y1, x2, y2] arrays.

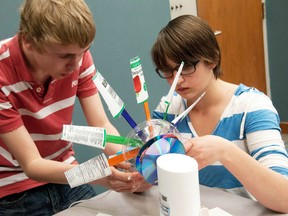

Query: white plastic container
[[157, 153, 201, 216]]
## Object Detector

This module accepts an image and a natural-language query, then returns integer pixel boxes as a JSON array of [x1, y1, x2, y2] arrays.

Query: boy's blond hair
[[19, 0, 96, 52]]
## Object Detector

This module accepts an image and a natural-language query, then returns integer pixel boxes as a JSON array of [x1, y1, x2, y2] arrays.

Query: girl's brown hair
[[151, 15, 222, 78]]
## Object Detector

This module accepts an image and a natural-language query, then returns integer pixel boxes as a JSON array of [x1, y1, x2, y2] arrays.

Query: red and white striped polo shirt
[[0, 35, 97, 198]]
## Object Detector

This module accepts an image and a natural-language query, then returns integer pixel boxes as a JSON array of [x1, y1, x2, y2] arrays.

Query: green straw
[[106, 134, 143, 147]]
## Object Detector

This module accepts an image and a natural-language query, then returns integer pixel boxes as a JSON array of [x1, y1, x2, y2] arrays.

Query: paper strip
[[62, 125, 106, 149], [93, 71, 124, 118], [130, 56, 149, 104], [65, 153, 111, 188]]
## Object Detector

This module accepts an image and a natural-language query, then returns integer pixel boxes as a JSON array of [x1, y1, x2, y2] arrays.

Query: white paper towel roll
[[157, 153, 200, 216]]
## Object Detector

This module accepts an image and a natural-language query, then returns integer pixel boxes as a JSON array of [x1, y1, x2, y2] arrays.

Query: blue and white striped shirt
[[153, 84, 288, 197]]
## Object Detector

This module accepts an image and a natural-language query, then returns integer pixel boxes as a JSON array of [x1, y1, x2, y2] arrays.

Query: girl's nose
[[177, 74, 185, 83]]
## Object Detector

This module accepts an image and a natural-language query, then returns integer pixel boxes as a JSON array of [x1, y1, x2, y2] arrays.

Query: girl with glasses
[[152, 15, 288, 213]]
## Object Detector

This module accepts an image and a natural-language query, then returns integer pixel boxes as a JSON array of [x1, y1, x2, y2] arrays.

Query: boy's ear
[[21, 36, 34, 51]]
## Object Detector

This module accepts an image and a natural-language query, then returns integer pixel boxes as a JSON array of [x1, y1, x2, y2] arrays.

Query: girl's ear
[[208, 63, 217, 70]]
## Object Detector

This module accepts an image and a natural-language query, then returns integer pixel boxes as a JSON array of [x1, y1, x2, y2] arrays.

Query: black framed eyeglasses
[[155, 61, 199, 79]]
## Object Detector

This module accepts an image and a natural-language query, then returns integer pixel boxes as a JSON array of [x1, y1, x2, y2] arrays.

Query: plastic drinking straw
[[171, 92, 206, 127], [108, 147, 140, 166], [143, 101, 151, 122], [106, 134, 142, 147], [144, 101, 154, 136], [163, 61, 184, 120], [121, 108, 147, 141]]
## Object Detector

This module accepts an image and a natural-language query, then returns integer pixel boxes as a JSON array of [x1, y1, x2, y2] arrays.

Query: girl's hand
[[184, 135, 230, 169]]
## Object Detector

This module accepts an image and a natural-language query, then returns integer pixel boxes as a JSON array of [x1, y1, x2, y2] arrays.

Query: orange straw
[[144, 101, 154, 137], [108, 147, 140, 166], [144, 101, 151, 121]]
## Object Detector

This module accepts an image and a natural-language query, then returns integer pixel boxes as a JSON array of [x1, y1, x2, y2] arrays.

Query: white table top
[[55, 185, 286, 216]]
